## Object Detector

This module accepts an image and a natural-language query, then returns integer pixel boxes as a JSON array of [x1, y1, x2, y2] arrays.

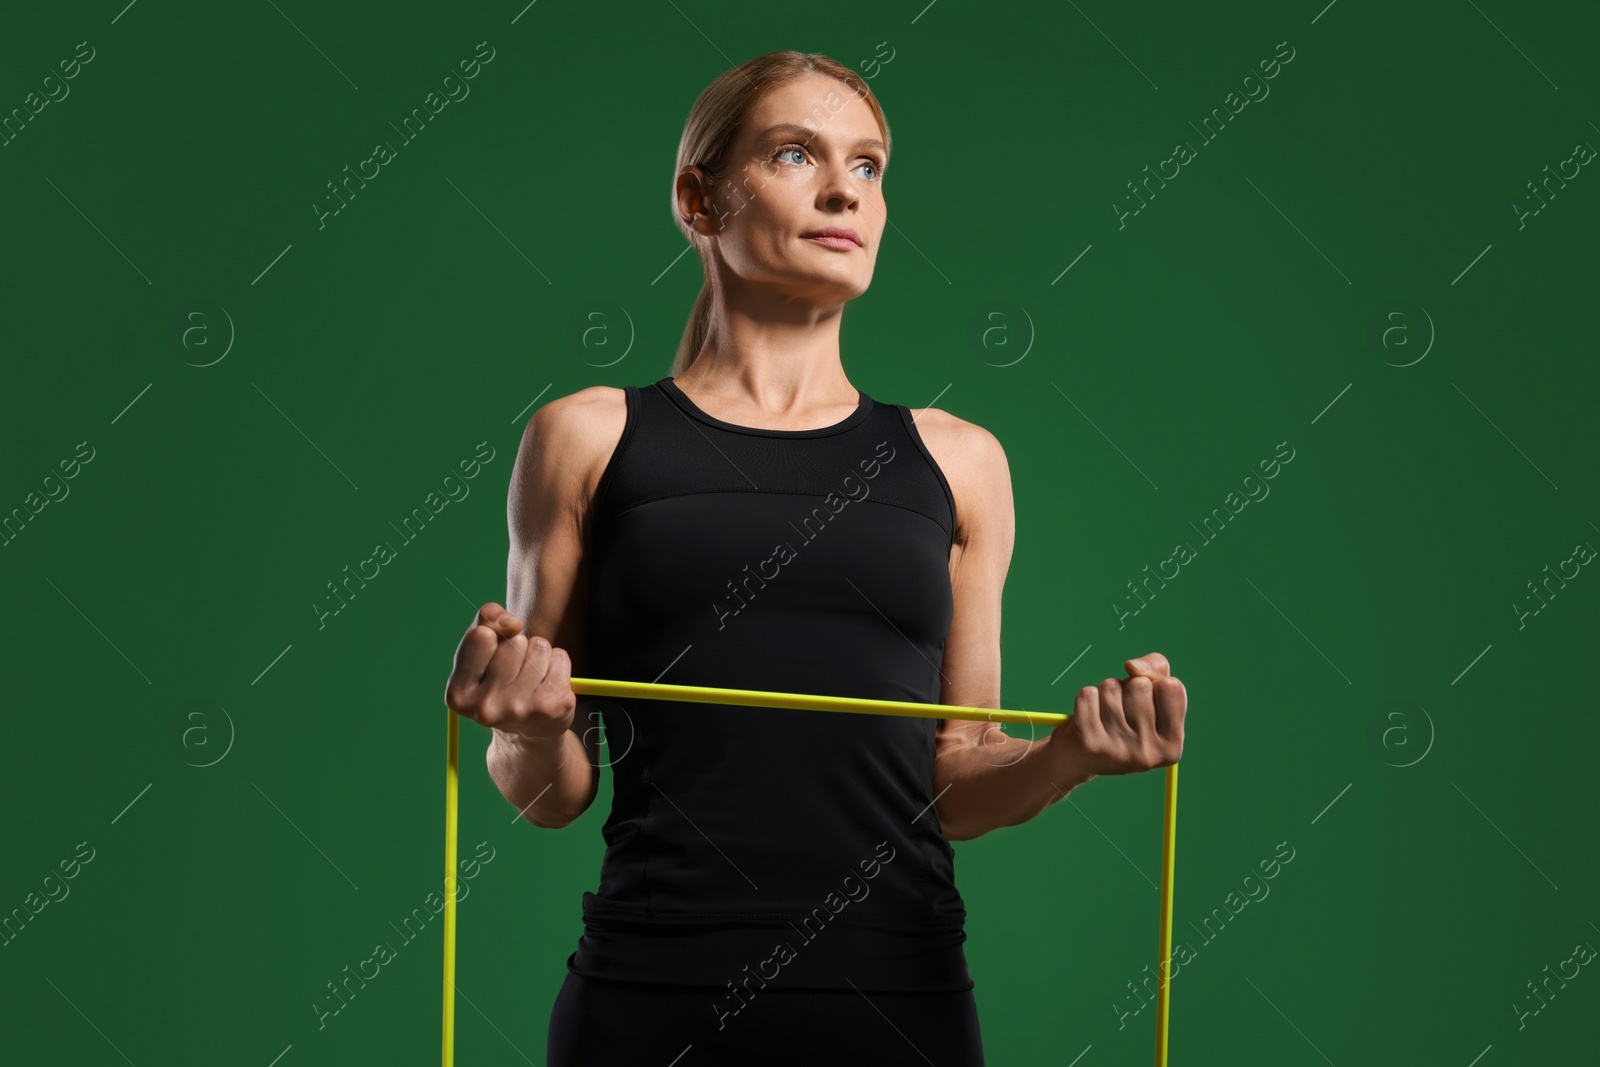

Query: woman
[[444, 50, 1186, 1065]]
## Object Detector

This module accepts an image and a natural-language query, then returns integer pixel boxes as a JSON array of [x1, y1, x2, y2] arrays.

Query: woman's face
[[681, 73, 888, 306]]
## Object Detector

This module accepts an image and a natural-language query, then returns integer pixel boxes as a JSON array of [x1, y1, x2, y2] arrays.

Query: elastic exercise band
[[442, 677, 1179, 1065]]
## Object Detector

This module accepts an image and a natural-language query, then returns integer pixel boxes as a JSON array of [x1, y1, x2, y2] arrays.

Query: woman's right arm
[[443, 387, 627, 829]]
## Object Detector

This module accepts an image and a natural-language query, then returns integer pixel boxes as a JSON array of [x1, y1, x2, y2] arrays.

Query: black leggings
[[548, 971, 985, 1066]]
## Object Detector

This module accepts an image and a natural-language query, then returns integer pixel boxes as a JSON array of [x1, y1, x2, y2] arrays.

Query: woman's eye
[[855, 161, 881, 182], [777, 146, 808, 165]]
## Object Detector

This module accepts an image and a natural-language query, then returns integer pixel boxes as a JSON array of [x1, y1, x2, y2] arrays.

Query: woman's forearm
[[933, 728, 1097, 841], [485, 726, 596, 829]]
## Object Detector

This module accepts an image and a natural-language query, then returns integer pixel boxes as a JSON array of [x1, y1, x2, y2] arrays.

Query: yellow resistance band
[[442, 678, 1179, 1066]]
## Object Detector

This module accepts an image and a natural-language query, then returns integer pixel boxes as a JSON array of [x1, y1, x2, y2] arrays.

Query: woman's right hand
[[444, 601, 577, 741]]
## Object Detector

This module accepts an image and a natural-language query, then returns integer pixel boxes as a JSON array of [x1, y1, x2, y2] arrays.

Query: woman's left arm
[[919, 411, 1186, 842]]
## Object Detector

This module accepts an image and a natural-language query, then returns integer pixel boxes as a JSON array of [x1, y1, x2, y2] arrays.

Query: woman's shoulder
[[902, 406, 1006, 472], [522, 384, 629, 453], [901, 405, 1011, 545], [537, 383, 628, 426], [515, 385, 632, 515]]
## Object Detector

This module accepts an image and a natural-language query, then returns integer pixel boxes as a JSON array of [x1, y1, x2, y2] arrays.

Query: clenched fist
[[444, 601, 577, 742], [1051, 652, 1186, 777]]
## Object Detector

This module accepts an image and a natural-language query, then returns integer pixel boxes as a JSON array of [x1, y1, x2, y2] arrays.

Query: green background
[[3, 1, 1596, 1063]]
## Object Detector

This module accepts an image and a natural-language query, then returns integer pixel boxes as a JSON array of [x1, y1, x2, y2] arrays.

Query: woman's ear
[[676, 166, 717, 237]]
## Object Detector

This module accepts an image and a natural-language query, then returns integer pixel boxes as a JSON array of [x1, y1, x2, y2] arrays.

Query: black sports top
[[566, 375, 973, 994]]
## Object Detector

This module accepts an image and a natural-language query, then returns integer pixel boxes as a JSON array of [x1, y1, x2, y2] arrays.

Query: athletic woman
[[444, 50, 1187, 1066]]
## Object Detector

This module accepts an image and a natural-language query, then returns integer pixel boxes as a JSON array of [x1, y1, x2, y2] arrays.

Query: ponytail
[[672, 277, 713, 377]]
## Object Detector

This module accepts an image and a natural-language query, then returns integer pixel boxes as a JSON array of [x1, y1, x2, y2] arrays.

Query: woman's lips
[[803, 235, 860, 250]]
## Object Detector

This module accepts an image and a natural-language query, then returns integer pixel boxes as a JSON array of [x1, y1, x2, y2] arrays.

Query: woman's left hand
[[1050, 653, 1186, 777]]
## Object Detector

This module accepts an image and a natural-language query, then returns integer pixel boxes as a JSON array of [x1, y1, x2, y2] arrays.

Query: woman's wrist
[[490, 724, 565, 756], [1043, 725, 1099, 793]]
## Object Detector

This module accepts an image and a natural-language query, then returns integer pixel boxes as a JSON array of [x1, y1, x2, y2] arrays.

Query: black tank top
[[567, 375, 972, 994]]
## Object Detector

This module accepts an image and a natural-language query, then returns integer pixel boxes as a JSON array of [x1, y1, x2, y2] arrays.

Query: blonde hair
[[670, 51, 890, 377]]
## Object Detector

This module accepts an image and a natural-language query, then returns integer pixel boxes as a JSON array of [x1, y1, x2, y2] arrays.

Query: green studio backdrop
[[2, 1, 1597, 1064]]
